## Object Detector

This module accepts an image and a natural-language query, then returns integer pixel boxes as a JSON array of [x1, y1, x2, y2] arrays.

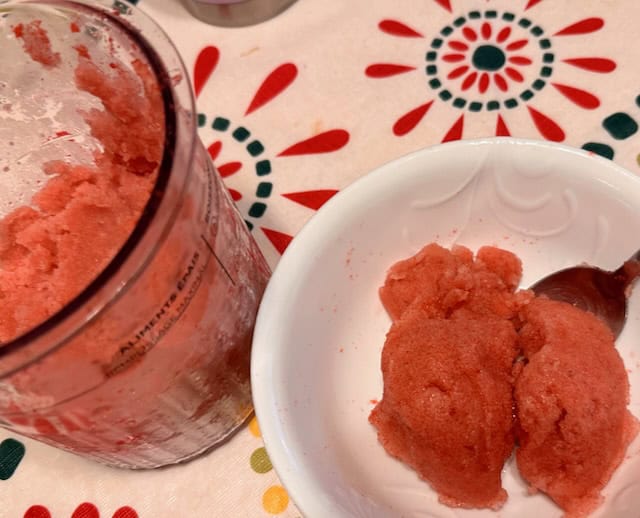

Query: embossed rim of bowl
[[251, 137, 640, 518]]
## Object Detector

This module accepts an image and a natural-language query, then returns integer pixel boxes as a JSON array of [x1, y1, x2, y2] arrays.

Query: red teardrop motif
[[246, 63, 298, 115]]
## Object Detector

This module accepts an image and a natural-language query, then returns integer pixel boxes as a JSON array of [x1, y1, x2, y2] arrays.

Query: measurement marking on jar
[[200, 234, 236, 286], [104, 249, 206, 377]]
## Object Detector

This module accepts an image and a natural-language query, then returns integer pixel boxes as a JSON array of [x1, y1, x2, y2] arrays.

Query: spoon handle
[[613, 249, 640, 292]]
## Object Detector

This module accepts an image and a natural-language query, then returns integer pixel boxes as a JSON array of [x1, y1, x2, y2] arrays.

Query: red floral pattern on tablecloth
[[193, 47, 349, 255], [23, 504, 138, 518], [365, 0, 617, 142], [4, 0, 640, 516]]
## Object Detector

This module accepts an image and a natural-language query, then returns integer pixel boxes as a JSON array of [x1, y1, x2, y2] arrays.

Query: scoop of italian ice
[[515, 297, 640, 517], [379, 243, 530, 321], [370, 315, 519, 509]]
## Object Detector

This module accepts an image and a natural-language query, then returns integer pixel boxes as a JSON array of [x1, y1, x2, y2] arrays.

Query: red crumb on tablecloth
[[515, 298, 639, 517], [13, 20, 61, 67]]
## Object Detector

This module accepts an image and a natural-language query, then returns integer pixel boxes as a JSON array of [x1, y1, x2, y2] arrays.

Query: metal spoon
[[530, 250, 640, 338]]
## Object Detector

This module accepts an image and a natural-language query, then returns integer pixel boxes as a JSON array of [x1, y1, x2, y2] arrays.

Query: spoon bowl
[[530, 250, 640, 338]]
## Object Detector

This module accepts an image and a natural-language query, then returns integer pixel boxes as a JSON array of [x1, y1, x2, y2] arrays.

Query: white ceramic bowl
[[251, 138, 640, 518]]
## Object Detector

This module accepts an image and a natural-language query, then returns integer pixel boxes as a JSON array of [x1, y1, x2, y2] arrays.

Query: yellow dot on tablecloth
[[249, 416, 261, 437], [262, 485, 289, 514], [636, 153, 640, 167]]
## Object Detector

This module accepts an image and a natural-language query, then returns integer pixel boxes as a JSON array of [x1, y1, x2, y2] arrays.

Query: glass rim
[[0, 0, 197, 377]]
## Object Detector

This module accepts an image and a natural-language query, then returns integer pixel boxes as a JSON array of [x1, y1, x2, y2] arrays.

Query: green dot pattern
[[520, 90, 534, 101], [531, 26, 544, 36], [582, 142, 615, 160], [250, 447, 273, 474], [453, 97, 467, 108], [212, 117, 230, 131], [541, 66, 553, 77], [0, 439, 25, 480], [256, 160, 272, 176], [423, 10, 553, 111], [203, 115, 275, 227], [247, 140, 265, 157], [249, 202, 267, 218], [532, 80, 546, 90], [603, 112, 639, 140], [232, 126, 251, 142], [256, 182, 273, 198]]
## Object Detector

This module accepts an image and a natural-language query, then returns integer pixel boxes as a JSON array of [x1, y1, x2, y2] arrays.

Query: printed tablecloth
[[2, 0, 640, 516]]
